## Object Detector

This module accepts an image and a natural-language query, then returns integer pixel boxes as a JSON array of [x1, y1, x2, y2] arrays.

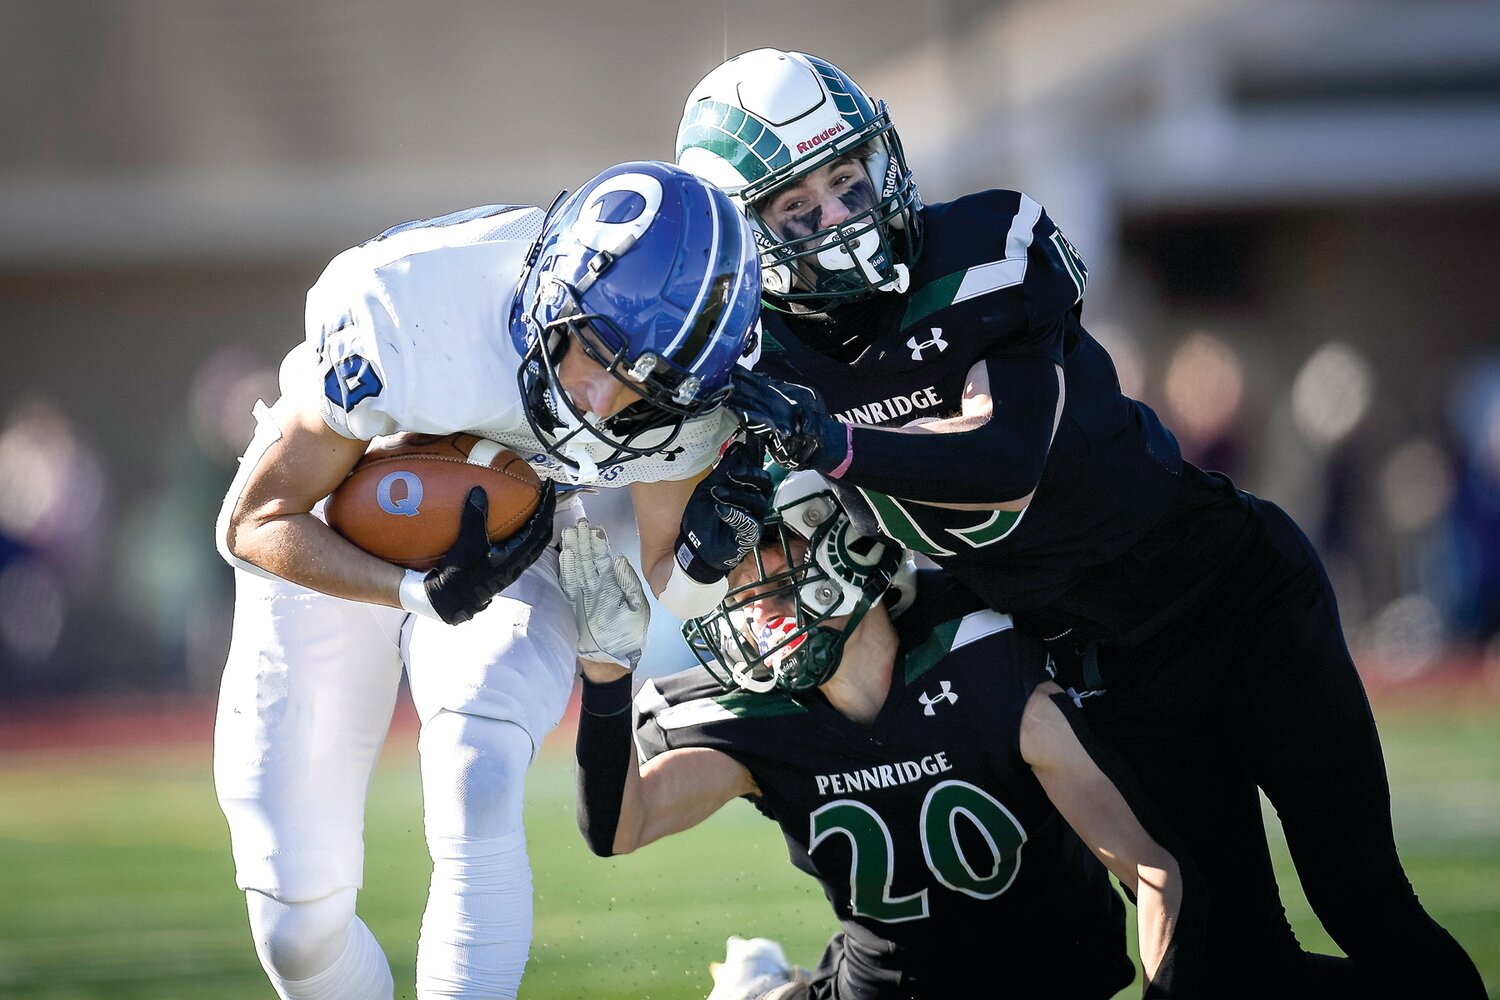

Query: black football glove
[[729, 368, 849, 474], [423, 483, 557, 625], [674, 438, 774, 585]]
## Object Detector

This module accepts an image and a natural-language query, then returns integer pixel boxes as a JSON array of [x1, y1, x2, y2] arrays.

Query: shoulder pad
[[918, 190, 1088, 325]]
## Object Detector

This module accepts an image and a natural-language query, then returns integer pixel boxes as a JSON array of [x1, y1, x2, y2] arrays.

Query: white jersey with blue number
[[283, 203, 736, 487]]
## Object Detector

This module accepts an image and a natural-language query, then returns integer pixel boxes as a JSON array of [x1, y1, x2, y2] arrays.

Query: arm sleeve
[[574, 674, 636, 857], [838, 348, 1061, 504]]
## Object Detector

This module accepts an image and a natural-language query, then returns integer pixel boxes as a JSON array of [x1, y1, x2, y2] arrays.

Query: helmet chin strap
[[559, 443, 601, 484], [814, 226, 910, 294], [773, 623, 849, 690], [728, 657, 778, 694], [889, 262, 911, 293], [546, 383, 603, 484]]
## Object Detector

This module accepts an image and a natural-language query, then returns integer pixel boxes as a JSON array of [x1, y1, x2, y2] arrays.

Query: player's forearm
[[1023, 685, 1204, 995], [643, 550, 676, 601], [636, 484, 685, 601], [1135, 849, 1208, 998], [632, 473, 733, 619], [837, 357, 1061, 505], [841, 422, 1044, 504], [217, 392, 399, 602], [1134, 861, 1181, 991], [579, 659, 632, 684], [227, 509, 406, 607]]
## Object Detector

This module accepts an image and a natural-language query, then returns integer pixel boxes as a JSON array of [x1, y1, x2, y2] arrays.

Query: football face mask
[[683, 479, 903, 693], [510, 160, 761, 480], [676, 48, 922, 313]]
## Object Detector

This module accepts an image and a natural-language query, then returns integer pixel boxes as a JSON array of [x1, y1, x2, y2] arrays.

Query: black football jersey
[[757, 191, 1228, 644], [634, 574, 1131, 996]]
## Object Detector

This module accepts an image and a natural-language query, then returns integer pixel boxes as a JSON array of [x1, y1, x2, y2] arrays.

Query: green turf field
[[0, 698, 1495, 999]]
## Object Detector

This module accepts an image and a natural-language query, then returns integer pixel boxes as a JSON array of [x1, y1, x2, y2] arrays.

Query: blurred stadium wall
[[1, 0, 1498, 695]]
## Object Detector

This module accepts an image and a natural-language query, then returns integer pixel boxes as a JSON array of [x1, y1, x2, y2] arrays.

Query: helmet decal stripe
[[670, 175, 759, 377], [663, 174, 726, 365], [678, 100, 792, 184], [811, 61, 876, 130]]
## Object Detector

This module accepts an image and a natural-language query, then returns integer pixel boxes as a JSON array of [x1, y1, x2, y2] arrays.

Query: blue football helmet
[[676, 49, 922, 314], [683, 470, 916, 693], [510, 160, 762, 475]]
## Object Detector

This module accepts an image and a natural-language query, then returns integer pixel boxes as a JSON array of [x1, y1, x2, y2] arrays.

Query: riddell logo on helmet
[[796, 122, 846, 154]]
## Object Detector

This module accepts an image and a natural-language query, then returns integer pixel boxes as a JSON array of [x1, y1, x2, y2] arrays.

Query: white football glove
[[558, 518, 650, 671], [706, 935, 805, 1000]]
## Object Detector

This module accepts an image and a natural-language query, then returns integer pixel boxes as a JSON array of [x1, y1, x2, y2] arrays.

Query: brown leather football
[[325, 433, 544, 571]]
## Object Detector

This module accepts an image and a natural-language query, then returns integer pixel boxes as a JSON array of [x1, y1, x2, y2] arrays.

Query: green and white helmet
[[682, 470, 917, 693], [676, 48, 923, 313]]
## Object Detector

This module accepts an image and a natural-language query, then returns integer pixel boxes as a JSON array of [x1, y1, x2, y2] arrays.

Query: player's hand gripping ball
[[325, 433, 544, 570]]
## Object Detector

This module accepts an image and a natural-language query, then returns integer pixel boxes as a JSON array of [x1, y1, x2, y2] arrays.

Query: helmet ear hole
[[763, 262, 793, 295]]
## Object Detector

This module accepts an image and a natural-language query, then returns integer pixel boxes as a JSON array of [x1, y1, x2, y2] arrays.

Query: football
[[325, 433, 544, 571]]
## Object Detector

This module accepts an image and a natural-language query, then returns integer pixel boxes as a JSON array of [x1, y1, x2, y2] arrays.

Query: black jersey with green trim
[[633, 574, 1130, 995], [756, 190, 1202, 643]]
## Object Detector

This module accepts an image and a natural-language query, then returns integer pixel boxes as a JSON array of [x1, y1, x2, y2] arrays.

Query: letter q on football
[[325, 433, 544, 569]]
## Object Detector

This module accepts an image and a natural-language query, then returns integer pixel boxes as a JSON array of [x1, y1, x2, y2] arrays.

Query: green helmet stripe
[[811, 60, 876, 128], [678, 100, 792, 184]]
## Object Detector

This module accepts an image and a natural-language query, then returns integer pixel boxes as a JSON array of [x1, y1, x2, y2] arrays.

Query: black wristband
[[674, 533, 726, 585], [576, 675, 635, 856]]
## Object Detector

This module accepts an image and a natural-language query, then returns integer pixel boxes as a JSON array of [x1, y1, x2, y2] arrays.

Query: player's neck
[[782, 291, 903, 363], [818, 608, 898, 727]]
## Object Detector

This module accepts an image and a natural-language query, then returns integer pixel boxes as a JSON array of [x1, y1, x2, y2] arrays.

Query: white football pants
[[214, 520, 578, 1000]]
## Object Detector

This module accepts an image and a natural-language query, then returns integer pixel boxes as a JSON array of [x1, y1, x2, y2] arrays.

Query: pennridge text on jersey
[[815, 752, 954, 796], [833, 386, 944, 427]]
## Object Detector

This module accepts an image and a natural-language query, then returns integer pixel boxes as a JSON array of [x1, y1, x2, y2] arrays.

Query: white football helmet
[[683, 469, 918, 693], [676, 49, 922, 313]]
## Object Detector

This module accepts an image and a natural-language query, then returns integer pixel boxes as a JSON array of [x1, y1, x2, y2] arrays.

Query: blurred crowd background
[[1, 0, 1498, 696]]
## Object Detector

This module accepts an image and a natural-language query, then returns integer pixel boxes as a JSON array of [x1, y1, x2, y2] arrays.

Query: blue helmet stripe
[[719, 186, 760, 364], [664, 175, 725, 365], [663, 175, 758, 378]]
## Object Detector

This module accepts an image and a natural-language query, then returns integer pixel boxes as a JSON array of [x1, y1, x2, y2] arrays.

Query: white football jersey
[[281, 204, 736, 487]]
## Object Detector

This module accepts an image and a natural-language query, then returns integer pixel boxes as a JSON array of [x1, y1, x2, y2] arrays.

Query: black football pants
[[1083, 493, 1484, 998]]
